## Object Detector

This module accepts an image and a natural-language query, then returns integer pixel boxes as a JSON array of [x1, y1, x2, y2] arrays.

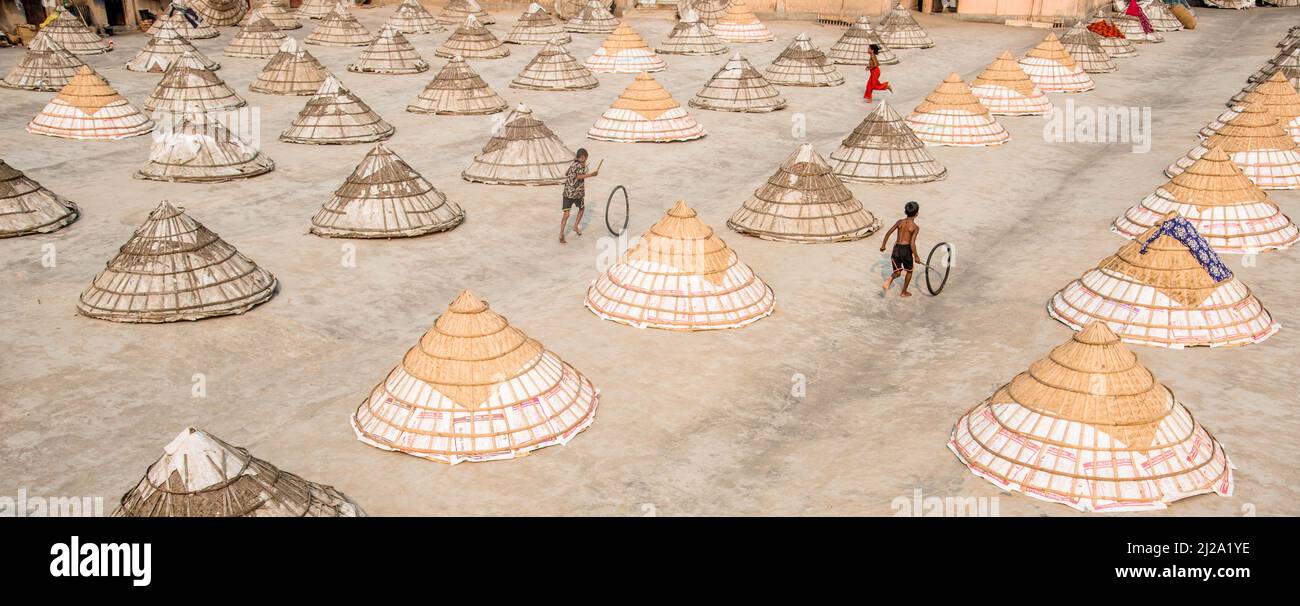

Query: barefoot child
[[863, 44, 893, 103], [560, 149, 599, 244], [879, 201, 921, 297]]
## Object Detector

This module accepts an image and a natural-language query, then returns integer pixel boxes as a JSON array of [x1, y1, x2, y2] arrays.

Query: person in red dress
[[863, 44, 893, 103]]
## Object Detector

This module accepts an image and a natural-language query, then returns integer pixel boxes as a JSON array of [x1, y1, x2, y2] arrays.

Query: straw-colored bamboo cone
[[679, 0, 727, 26], [1018, 33, 1095, 93], [461, 104, 574, 185], [1202, 73, 1300, 144], [827, 16, 897, 65], [311, 143, 465, 238], [348, 26, 430, 74], [511, 39, 599, 91], [250, 38, 329, 95], [585, 200, 776, 330], [436, 15, 510, 59], [656, 9, 727, 56], [305, 2, 374, 47], [191, 0, 248, 27], [78, 201, 278, 323], [240, 0, 301, 29], [281, 75, 395, 144], [407, 55, 509, 114], [143, 51, 246, 115], [727, 143, 881, 243], [43, 7, 112, 55], [565, 0, 619, 34], [1048, 211, 1278, 348], [507, 3, 570, 45], [1142, 1, 1183, 32], [127, 27, 221, 73], [583, 23, 665, 73], [0, 160, 80, 238], [828, 100, 947, 184], [948, 321, 1234, 513], [1167, 96, 1300, 190], [136, 113, 275, 183], [1235, 44, 1299, 106], [352, 290, 598, 464], [711, 0, 774, 43], [113, 428, 365, 517], [971, 51, 1052, 116], [148, 4, 221, 39], [27, 67, 155, 141], [690, 51, 786, 113], [588, 72, 707, 143], [385, 0, 445, 35], [224, 12, 288, 59], [1113, 146, 1298, 255], [763, 33, 844, 87], [295, 0, 336, 19], [878, 3, 933, 49], [1, 33, 86, 91], [1116, 13, 1163, 43], [1060, 23, 1116, 74], [905, 73, 1010, 147], [436, 0, 494, 25]]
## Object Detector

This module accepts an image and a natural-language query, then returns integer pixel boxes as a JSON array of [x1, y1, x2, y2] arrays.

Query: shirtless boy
[[879, 201, 922, 297]]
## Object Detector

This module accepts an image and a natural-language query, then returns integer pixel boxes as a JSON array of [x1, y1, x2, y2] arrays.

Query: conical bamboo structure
[[878, 3, 933, 49], [1114, 146, 1298, 255], [436, 15, 509, 59], [711, 0, 774, 43], [827, 15, 897, 65], [353, 290, 598, 464], [656, 9, 727, 56], [553, 0, 586, 19], [311, 143, 465, 238], [1060, 22, 1116, 74], [1, 33, 86, 91], [295, 0, 336, 19], [461, 104, 574, 185], [1116, 7, 1163, 43], [1143, 1, 1183, 32], [948, 322, 1234, 512], [43, 7, 111, 55], [137, 113, 275, 183], [588, 72, 707, 142], [507, 3, 569, 44], [586, 200, 776, 330], [510, 40, 599, 91], [79, 201, 278, 323], [689, 51, 787, 113], [565, 0, 618, 34], [1018, 33, 1095, 93], [250, 38, 329, 95], [728, 143, 881, 243], [241, 0, 301, 29], [191, 0, 248, 27], [385, 0, 444, 35], [407, 55, 509, 114], [148, 3, 221, 39], [0, 160, 79, 238], [305, 2, 373, 46], [1202, 73, 1300, 144], [113, 428, 365, 517], [1167, 96, 1300, 190], [680, 0, 728, 26], [828, 101, 946, 184], [224, 12, 287, 59], [1087, 14, 1138, 58], [763, 33, 844, 87], [144, 52, 246, 115], [27, 67, 154, 140], [348, 26, 430, 74], [281, 75, 395, 144], [905, 73, 1009, 147], [584, 23, 666, 73], [1048, 211, 1278, 348], [1235, 44, 1299, 106], [971, 51, 1053, 116], [127, 27, 220, 73], [436, 0, 494, 25]]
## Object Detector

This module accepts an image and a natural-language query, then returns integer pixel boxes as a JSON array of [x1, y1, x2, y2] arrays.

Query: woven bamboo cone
[[1143, 1, 1183, 32], [712, 0, 774, 43], [250, 38, 329, 95], [305, 2, 373, 47], [136, 112, 275, 183], [240, 0, 301, 29], [583, 23, 664, 73], [588, 72, 707, 143], [763, 33, 844, 87], [828, 101, 946, 184], [586, 200, 775, 330], [436, 0, 494, 25], [79, 201, 278, 323], [728, 143, 881, 243], [148, 2, 221, 39], [296, 0, 336, 19], [352, 290, 598, 464], [1114, 146, 1298, 254], [191, 0, 247, 27], [144, 51, 246, 115], [385, 0, 444, 35], [282, 75, 395, 144], [690, 51, 786, 113], [878, 3, 933, 49], [1116, 5, 1163, 44], [1060, 22, 1116, 74], [511, 39, 599, 91], [948, 322, 1234, 513], [507, 3, 569, 44], [407, 55, 509, 114], [113, 428, 365, 517], [43, 7, 111, 55], [436, 15, 509, 59], [1018, 33, 1095, 93], [1234, 43, 1299, 106], [1202, 73, 1300, 144], [905, 73, 1009, 147], [128, 27, 221, 73], [1166, 96, 1300, 190], [224, 12, 288, 59], [679, 0, 727, 26], [27, 67, 155, 140], [1, 33, 86, 91], [461, 104, 574, 185], [1048, 211, 1278, 348], [565, 0, 618, 34], [348, 26, 430, 74], [656, 9, 727, 56], [1087, 14, 1137, 58], [311, 143, 465, 238], [553, 0, 586, 20], [0, 159, 79, 238], [828, 16, 897, 65], [971, 50, 1052, 116]]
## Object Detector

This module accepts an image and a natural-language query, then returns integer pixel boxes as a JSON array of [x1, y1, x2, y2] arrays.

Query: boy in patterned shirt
[[560, 148, 599, 244]]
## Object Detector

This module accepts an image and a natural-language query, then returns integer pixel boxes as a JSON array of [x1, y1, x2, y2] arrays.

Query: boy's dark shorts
[[891, 244, 914, 271], [563, 197, 585, 211]]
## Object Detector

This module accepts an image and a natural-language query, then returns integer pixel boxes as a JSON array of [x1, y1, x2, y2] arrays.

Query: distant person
[[560, 148, 599, 244], [880, 201, 922, 297], [863, 44, 893, 103]]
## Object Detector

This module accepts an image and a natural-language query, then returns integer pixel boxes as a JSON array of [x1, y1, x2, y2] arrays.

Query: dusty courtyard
[[2, 8, 1297, 516]]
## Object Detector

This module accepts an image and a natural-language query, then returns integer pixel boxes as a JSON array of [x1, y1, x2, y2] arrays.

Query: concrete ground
[[2, 8, 1298, 516]]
